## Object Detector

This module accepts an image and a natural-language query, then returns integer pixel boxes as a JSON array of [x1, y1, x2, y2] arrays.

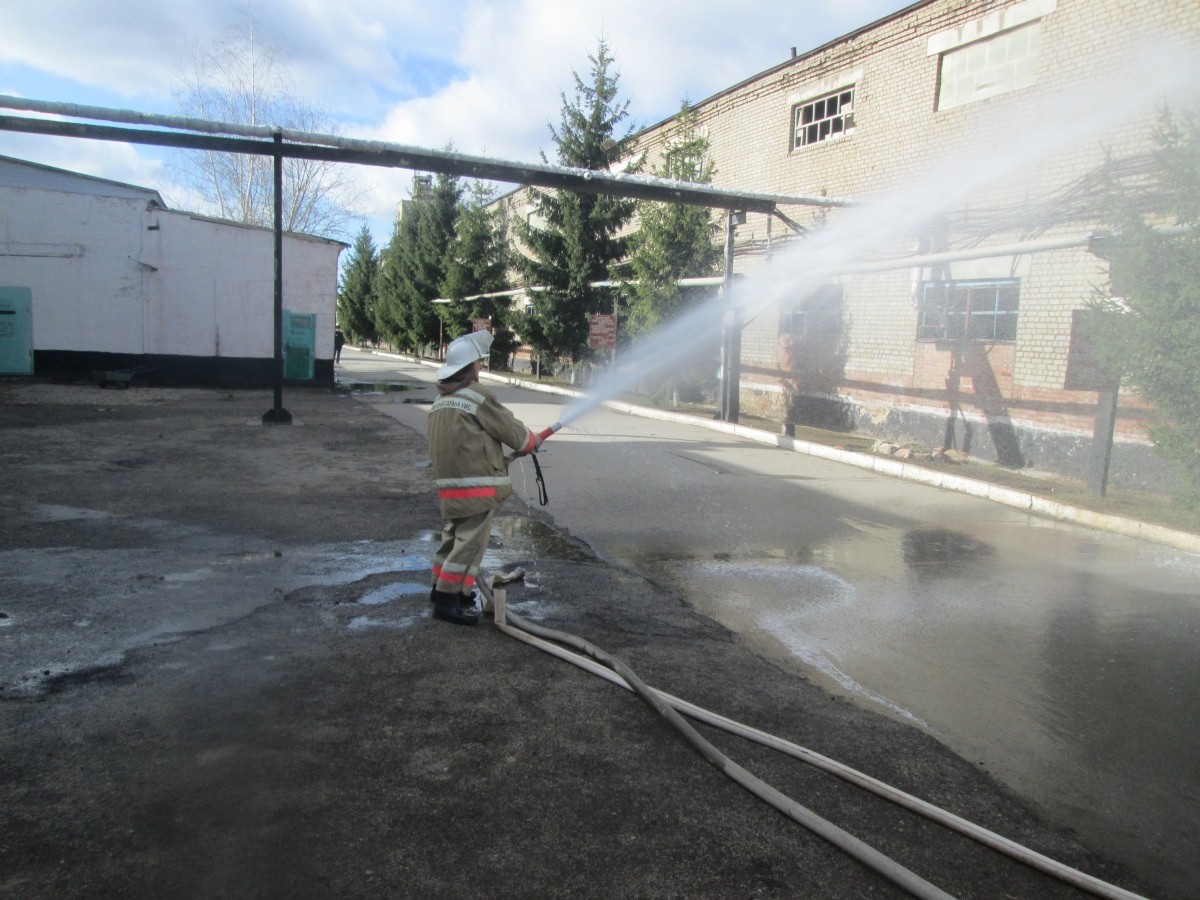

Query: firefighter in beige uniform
[[428, 331, 542, 625]]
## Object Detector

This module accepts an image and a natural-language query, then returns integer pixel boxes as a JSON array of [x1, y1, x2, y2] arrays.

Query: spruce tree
[[624, 100, 721, 336], [376, 170, 463, 352], [336, 224, 379, 344], [374, 207, 416, 350], [1088, 108, 1200, 505], [623, 100, 722, 403], [517, 40, 640, 368], [441, 181, 517, 365]]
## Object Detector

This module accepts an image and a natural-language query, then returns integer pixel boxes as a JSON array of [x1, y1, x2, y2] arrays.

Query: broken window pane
[[792, 85, 856, 149]]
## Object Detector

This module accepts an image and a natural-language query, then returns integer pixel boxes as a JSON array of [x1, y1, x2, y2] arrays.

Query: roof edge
[[639, 0, 934, 137], [0, 152, 168, 207]]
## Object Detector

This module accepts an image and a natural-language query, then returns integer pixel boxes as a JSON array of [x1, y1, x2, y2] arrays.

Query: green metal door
[[283, 310, 315, 381], [0, 287, 33, 375]]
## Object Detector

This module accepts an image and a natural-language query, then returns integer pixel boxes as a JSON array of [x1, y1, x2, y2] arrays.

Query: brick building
[[500, 0, 1198, 490]]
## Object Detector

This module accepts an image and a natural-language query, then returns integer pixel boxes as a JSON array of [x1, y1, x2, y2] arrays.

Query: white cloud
[[1, 0, 907, 242], [365, 0, 907, 161], [0, 128, 167, 190], [0, 1, 231, 101]]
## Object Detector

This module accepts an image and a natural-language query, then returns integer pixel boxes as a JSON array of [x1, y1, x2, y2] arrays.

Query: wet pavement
[[0, 362, 1186, 898], [350, 351, 1200, 898], [652, 523, 1200, 897]]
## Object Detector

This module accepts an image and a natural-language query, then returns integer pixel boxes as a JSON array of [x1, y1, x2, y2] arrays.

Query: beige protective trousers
[[431, 509, 495, 597]]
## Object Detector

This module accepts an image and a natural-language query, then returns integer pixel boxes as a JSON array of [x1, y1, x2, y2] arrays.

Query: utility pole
[[262, 130, 292, 425], [719, 209, 742, 423]]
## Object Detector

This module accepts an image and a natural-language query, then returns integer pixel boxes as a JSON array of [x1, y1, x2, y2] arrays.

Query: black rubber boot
[[431, 589, 479, 626]]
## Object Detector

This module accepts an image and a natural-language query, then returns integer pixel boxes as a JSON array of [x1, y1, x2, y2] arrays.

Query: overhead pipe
[[464, 225, 1192, 308], [0, 94, 856, 213], [825, 224, 1193, 276]]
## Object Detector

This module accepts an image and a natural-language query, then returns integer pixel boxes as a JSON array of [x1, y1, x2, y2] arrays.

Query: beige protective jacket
[[428, 384, 536, 519]]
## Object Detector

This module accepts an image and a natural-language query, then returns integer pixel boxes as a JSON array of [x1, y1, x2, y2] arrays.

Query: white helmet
[[437, 330, 493, 380]]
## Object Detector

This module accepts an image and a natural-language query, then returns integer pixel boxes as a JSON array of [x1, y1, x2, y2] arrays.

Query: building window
[[780, 285, 843, 340], [918, 280, 1019, 342], [936, 22, 1041, 111], [779, 300, 808, 338], [792, 87, 855, 150]]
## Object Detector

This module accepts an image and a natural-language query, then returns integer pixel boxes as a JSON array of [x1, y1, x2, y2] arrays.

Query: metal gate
[[283, 310, 315, 381], [0, 287, 33, 375]]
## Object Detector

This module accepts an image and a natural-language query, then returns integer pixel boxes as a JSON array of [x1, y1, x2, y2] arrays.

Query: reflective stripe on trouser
[[431, 508, 495, 596]]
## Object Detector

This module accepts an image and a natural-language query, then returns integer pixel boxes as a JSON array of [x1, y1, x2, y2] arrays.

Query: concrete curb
[[359, 348, 1200, 556]]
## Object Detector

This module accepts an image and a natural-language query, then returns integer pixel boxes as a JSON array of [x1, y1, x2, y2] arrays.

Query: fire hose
[[479, 572, 1147, 900]]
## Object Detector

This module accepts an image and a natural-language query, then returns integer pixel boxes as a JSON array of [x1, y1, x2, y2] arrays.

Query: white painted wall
[[1, 177, 342, 361], [151, 209, 342, 359], [1, 186, 147, 353]]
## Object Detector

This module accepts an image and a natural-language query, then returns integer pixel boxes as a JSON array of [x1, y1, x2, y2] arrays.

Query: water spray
[[538, 397, 607, 442]]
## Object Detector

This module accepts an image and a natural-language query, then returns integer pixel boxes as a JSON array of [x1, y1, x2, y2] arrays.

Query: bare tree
[[172, 16, 363, 238]]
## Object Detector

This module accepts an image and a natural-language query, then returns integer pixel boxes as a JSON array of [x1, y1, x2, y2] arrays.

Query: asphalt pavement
[[350, 349, 1200, 900], [0, 373, 1168, 899]]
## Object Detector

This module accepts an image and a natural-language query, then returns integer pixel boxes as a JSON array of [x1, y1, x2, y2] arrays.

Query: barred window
[[918, 280, 1019, 342], [792, 87, 855, 150]]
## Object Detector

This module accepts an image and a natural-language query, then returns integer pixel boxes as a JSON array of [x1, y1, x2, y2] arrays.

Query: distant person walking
[[333, 326, 345, 363], [427, 331, 541, 625]]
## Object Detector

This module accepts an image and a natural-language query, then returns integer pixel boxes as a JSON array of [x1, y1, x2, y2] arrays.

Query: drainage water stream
[[634, 521, 1200, 898]]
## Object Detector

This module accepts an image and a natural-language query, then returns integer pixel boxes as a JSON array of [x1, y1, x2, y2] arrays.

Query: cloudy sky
[[0, 0, 909, 244]]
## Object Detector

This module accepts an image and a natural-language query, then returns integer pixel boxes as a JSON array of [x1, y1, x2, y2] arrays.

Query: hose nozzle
[[537, 422, 563, 442]]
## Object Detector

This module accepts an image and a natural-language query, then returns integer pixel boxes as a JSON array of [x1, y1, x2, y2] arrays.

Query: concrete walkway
[[367, 347, 1200, 555]]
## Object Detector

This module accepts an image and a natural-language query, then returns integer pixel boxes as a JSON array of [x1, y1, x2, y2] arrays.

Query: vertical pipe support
[[1089, 387, 1119, 496], [719, 209, 741, 423], [263, 129, 292, 424]]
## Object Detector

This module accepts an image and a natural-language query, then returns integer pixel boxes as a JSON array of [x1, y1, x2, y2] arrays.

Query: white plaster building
[[0, 155, 344, 386]]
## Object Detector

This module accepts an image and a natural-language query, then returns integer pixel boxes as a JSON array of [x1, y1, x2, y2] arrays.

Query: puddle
[[901, 527, 993, 572], [357, 582, 428, 606], [494, 516, 596, 563], [28, 503, 115, 523], [341, 382, 425, 393], [348, 614, 423, 631]]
